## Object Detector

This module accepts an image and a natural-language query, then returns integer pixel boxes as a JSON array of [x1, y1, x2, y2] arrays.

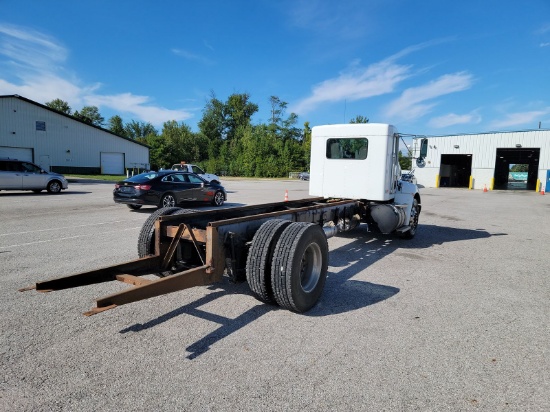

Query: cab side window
[[191, 165, 205, 174]]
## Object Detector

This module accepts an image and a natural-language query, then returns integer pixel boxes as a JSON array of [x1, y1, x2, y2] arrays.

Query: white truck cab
[[310, 123, 421, 237]]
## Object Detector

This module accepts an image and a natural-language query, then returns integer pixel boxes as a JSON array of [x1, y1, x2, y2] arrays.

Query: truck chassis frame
[[21, 197, 377, 315]]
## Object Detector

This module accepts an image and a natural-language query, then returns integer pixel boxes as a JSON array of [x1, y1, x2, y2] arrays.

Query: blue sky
[[1, 0, 550, 136]]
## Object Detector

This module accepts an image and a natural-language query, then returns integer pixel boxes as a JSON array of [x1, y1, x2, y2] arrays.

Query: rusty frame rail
[[20, 198, 361, 316]]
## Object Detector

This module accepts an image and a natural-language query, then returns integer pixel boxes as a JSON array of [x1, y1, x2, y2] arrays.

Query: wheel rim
[[300, 242, 322, 292], [49, 182, 61, 193], [162, 195, 175, 207], [214, 192, 224, 205]]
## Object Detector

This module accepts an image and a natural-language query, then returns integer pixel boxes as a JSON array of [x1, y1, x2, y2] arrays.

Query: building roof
[[0, 94, 150, 149]]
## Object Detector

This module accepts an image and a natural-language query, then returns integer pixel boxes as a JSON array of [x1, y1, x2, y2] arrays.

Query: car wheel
[[160, 193, 176, 208], [127, 204, 142, 210], [47, 180, 62, 194], [211, 190, 225, 206]]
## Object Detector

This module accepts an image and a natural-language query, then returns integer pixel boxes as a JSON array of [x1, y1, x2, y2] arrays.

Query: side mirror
[[415, 138, 428, 168], [419, 138, 428, 158]]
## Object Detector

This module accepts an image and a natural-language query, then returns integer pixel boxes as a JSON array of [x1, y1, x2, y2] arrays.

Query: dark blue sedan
[[113, 170, 226, 210]]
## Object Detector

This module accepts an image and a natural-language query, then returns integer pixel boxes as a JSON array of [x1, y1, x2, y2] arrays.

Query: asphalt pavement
[[0, 181, 549, 411]]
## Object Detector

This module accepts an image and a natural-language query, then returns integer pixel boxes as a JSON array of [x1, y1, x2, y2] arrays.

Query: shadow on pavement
[[119, 223, 498, 359]]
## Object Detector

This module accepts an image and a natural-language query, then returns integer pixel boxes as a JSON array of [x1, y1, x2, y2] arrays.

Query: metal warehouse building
[[412, 129, 550, 192], [0, 95, 149, 175]]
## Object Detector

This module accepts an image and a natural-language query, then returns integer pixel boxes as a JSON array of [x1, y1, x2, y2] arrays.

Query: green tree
[[198, 92, 226, 142], [143, 134, 169, 171], [162, 120, 203, 166], [124, 120, 157, 139], [510, 164, 529, 172], [45, 99, 71, 114], [398, 150, 412, 171], [74, 106, 104, 126], [223, 93, 259, 141], [349, 115, 369, 124], [107, 115, 127, 137], [269, 95, 287, 126], [302, 121, 312, 169]]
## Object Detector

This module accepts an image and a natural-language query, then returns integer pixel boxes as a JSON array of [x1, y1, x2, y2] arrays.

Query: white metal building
[[411, 129, 550, 192], [0, 95, 149, 174]]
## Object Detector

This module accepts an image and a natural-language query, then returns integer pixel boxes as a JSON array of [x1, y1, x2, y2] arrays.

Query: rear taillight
[[136, 184, 151, 191]]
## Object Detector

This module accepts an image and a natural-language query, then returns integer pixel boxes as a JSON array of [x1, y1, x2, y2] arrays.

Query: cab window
[[326, 138, 368, 159], [191, 165, 205, 174]]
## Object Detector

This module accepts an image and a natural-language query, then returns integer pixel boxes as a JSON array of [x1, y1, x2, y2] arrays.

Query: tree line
[[45, 96, 411, 177]]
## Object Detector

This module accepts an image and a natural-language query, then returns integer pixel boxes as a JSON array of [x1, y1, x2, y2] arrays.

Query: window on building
[[36, 121, 46, 131]]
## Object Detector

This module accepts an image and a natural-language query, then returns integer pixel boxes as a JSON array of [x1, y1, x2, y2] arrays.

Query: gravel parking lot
[[1, 180, 549, 411]]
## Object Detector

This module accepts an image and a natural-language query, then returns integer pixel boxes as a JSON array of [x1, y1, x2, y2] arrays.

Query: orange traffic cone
[[541, 186, 545, 195], [284, 190, 289, 201], [483, 184, 488, 193]]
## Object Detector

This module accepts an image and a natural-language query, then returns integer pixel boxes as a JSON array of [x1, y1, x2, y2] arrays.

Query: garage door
[[100, 152, 124, 175], [0, 146, 33, 162]]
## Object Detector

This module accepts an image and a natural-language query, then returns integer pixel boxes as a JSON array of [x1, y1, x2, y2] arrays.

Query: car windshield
[[125, 172, 159, 182]]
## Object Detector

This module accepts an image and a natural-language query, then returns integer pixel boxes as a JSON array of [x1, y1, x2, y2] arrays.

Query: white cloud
[[0, 23, 193, 126], [291, 59, 412, 115], [171, 48, 214, 65], [490, 108, 550, 129], [540, 42, 550, 48], [291, 39, 456, 116], [428, 111, 482, 128], [0, 24, 66, 70], [384, 72, 474, 120], [85, 93, 193, 125]]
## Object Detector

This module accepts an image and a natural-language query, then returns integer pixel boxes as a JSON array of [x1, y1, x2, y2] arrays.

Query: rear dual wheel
[[246, 220, 291, 304], [246, 221, 328, 313]]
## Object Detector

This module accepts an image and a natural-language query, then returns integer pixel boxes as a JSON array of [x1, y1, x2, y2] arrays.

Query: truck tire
[[246, 219, 291, 304], [401, 198, 420, 239], [137, 207, 182, 257], [270, 222, 328, 312], [138, 207, 198, 277]]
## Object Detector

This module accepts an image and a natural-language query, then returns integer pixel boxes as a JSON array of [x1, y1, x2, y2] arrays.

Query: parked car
[[113, 170, 226, 210], [298, 171, 310, 181], [0, 158, 68, 193]]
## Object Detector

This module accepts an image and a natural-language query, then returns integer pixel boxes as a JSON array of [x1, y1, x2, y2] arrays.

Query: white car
[[0, 158, 68, 193]]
